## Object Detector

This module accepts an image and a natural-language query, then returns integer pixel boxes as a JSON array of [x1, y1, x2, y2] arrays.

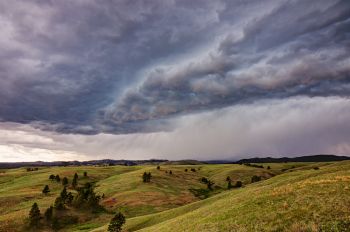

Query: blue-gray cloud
[[0, 0, 349, 134]]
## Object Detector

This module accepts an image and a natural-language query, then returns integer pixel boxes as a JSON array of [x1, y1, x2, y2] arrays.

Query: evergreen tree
[[60, 187, 68, 202], [55, 174, 60, 182], [42, 185, 50, 195], [54, 196, 65, 210], [72, 173, 78, 188], [44, 206, 53, 221], [62, 177, 69, 186], [142, 172, 147, 182], [108, 212, 126, 232], [227, 180, 233, 189], [67, 192, 74, 205], [29, 202, 41, 227]]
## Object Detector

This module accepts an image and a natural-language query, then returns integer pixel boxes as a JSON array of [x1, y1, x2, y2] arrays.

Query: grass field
[[0, 161, 349, 231]]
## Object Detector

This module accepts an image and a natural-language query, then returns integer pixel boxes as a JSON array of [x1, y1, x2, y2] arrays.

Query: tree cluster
[[142, 172, 152, 182]]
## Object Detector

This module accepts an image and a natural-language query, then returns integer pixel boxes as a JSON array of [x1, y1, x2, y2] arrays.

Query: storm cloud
[[0, 0, 350, 160]]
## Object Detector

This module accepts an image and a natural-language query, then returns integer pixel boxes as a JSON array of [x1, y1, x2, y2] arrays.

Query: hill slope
[[93, 161, 350, 232]]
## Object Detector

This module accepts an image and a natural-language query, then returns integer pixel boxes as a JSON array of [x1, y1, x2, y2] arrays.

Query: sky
[[0, 0, 350, 162]]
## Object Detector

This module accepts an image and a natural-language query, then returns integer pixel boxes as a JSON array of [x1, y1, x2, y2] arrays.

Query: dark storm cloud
[[0, 0, 349, 134]]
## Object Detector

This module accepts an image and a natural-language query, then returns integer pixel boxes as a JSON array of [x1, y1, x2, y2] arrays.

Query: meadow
[[0, 161, 349, 231]]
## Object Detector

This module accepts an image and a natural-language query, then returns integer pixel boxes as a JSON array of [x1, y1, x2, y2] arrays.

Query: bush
[[267, 166, 271, 170], [42, 185, 50, 195], [28, 202, 41, 227], [142, 172, 151, 182], [157, 166, 160, 170], [169, 170, 173, 175], [84, 171, 87, 177], [185, 169, 188, 172], [251, 175, 261, 183], [201, 177, 209, 184], [55, 175, 61, 182], [49, 174, 55, 180], [226, 176, 231, 182], [108, 212, 126, 232], [313, 167, 319, 170], [235, 181, 243, 188], [190, 168, 196, 172]]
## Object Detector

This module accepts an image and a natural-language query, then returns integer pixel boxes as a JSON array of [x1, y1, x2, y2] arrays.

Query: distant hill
[[236, 154, 350, 164], [0, 159, 168, 169]]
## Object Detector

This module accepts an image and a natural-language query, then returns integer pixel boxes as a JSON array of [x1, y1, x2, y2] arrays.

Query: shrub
[[108, 212, 126, 232], [185, 169, 188, 172], [84, 171, 87, 177], [28, 202, 41, 227], [157, 166, 160, 170], [201, 177, 209, 184], [235, 181, 243, 188], [267, 166, 271, 170], [190, 168, 196, 172], [251, 175, 261, 183], [207, 180, 214, 190], [55, 175, 61, 182], [226, 176, 231, 182], [142, 172, 151, 182], [42, 185, 50, 195], [49, 174, 55, 180], [169, 170, 173, 175], [313, 167, 319, 170]]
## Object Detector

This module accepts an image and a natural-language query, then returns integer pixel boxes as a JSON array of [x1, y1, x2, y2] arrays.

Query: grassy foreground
[[0, 161, 349, 231]]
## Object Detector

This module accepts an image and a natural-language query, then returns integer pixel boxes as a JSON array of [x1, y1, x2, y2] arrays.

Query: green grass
[[1, 161, 349, 231]]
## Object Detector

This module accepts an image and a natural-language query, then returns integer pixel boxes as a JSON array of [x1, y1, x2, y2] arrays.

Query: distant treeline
[[235, 155, 350, 164], [0, 159, 168, 169]]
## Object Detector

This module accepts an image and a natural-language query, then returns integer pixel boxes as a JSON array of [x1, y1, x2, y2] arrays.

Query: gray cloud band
[[0, 0, 349, 134]]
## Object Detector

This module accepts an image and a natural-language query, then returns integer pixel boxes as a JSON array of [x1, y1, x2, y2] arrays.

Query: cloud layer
[[0, 1, 349, 160]]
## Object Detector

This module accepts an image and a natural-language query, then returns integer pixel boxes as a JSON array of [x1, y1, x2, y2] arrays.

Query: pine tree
[[54, 196, 65, 210], [72, 173, 78, 188], [44, 206, 53, 221], [60, 187, 68, 202], [62, 177, 69, 186], [108, 212, 126, 232], [29, 202, 41, 227], [227, 180, 233, 189], [42, 185, 50, 195]]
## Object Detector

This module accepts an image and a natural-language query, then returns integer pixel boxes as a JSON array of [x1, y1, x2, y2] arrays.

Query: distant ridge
[[235, 154, 350, 164]]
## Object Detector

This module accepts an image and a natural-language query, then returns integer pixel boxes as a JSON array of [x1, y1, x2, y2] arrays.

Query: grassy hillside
[[93, 161, 350, 232], [1, 161, 349, 231]]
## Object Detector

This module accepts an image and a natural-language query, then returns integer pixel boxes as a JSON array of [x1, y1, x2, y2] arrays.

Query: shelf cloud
[[0, 0, 349, 160]]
